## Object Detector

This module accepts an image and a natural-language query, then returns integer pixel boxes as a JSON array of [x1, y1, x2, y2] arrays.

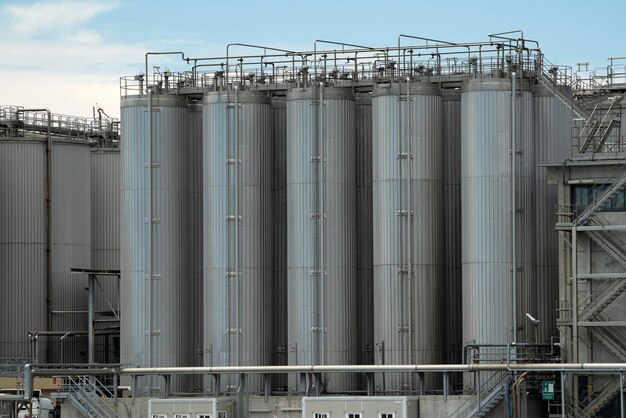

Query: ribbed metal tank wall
[[50, 141, 92, 363], [203, 89, 273, 392], [271, 95, 288, 390], [0, 140, 47, 362], [372, 81, 444, 391], [189, 102, 204, 385], [120, 95, 192, 395], [91, 148, 120, 363], [534, 85, 571, 342], [461, 79, 535, 353], [442, 90, 462, 364], [356, 93, 374, 367], [287, 86, 357, 392]]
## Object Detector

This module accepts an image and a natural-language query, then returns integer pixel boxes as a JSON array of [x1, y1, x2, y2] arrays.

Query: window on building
[[217, 411, 227, 418], [314, 413, 329, 418], [380, 413, 395, 418], [151, 415, 167, 418], [347, 413, 361, 418], [572, 184, 626, 212], [174, 415, 190, 418], [197, 414, 212, 418]]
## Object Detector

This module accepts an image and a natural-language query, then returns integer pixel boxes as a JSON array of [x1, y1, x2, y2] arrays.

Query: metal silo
[[0, 140, 47, 362], [203, 87, 273, 393], [120, 94, 192, 396], [372, 81, 444, 392], [442, 89, 462, 365], [461, 78, 535, 363], [271, 95, 288, 390], [356, 93, 374, 368], [91, 147, 120, 363], [50, 141, 92, 364], [287, 86, 357, 393], [534, 85, 571, 342]]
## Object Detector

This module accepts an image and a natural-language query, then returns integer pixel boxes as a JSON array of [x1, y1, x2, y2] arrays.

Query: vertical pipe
[[234, 84, 241, 367], [560, 371, 565, 418], [147, 89, 153, 396], [406, 76, 415, 372], [318, 81, 326, 366], [619, 372, 624, 418], [511, 72, 518, 343], [571, 226, 579, 407], [88, 274, 95, 364]]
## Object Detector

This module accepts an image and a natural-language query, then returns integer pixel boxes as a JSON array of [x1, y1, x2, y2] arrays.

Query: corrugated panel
[[287, 87, 357, 392], [91, 149, 120, 363], [461, 81, 535, 352], [534, 86, 571, 342], [356, 94, 373, 367], [372, 83, 444, 391], [0, 140, 47, 362], [120, 95, 192, 396], [49, 141, 92, 363], [203, 90, 273, 392], [271, 96, 288, 390], [188, 103, 203, 378], [442, 91, 462, 365]]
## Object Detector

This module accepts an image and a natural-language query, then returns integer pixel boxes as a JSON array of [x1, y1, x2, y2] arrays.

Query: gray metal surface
[[0, 140, 47, 362], [120, 94, 192, 396], [50, 141, 92, 363], [533, 85, 572, 342], [90, 148, 120, 363], [461, 79, 535, 350], [372, 81, 444, 391], [189, 102, 204, 390], [203, 89, 273, 392], [287, 86, 357, 392], [356, 93, 373, 367], [271, 95, 288, 390], [442, 90, 462, 364]]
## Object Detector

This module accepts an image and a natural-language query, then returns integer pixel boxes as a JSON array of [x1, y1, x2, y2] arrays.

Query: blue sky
[[1, 0, 624, 118]]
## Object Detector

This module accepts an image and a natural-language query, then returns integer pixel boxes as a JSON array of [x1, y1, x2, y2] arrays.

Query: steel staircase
[[579, 279, 626, 322], [448, 371, 508, 418], [537, 73, 589, 120], [575, 169, 626, 225], [576, 96, 623, 154], [55, 375, 120, 418], [584, 376, 623, 417], [590, 315, 626, 361]]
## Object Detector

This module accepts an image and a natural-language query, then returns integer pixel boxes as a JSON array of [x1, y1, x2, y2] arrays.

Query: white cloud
[[3, 0, 119, 35]]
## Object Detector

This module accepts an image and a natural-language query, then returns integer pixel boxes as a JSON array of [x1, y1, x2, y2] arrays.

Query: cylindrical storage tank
[[188, 102, 204, 389], [91, 147, 120, 363], [203, 88, 273, 393], [356, 93, 374, 368], [120, 94, 192, 396], [287, 86, 357, 393], [534, 85, 571, 342], [461, 78, 535, 368], [442, 89, 462, 366], [0, 140, 48, 362], [270, 95, 288, 390], [372, 81, 444, 392], [50, 141, 92, 364]]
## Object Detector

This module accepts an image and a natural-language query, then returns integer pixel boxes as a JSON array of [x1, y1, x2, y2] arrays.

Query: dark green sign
[[542, 380, 555, 400]]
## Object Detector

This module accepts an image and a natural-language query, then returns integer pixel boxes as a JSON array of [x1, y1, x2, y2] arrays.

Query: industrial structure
[[1, 32, 626, 417]]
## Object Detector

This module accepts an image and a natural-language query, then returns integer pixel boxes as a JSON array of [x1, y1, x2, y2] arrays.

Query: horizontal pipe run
[[577, 273, 626, 279], [27, 363, 626, 377]]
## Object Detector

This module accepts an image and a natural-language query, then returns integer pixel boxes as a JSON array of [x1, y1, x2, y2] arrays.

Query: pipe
[[234, 84, 241, 367], [144, 52, 187, 94], [406, 76, 415, 371], [88, 274, 94, 364], [24, 364, 32, 400], [147, 88, 154, 396], [226, 43, 294, 89], [512, 372, 528, 418], [318, 80, 326, 367], [511, 71, 517, 344]]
